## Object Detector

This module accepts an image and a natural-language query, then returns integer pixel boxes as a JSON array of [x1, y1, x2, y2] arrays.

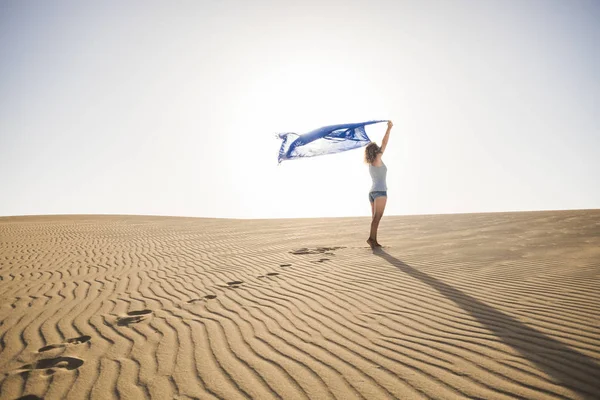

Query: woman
[[365, 120, 393, 249]]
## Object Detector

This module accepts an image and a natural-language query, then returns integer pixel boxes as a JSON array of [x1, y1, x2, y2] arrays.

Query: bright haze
[[1, 0, 598, 219]]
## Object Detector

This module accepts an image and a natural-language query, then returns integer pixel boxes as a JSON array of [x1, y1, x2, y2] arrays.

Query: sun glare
[[218, 58, 394, 218]]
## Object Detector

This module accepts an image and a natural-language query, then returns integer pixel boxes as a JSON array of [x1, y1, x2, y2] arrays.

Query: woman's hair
[[364, 142, 381, 164]]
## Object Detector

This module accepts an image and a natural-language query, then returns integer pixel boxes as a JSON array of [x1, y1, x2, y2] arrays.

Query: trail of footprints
[[106, 260, 314, 324], [13, 309, 155, 379], [13, 335, 90, 378], [186, 271, 282, 303], [183, 246, 342, 304], [11, 245, 341, 396]]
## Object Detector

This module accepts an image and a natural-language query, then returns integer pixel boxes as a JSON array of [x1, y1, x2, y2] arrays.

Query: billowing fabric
[[277, 120, 387, 163]]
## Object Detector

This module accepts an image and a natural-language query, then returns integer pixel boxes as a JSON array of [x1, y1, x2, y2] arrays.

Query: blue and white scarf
[[277, 120, 388, 163]]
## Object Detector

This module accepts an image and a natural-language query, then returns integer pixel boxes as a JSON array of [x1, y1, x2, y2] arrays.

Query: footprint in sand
[[18, 356, 84, 375], [187, 294, 217, 303], [290, 247, 345, 255], [116, 309, 152, 326], [226, 281, 244, 289], [290, 248, 312, 255], [17, 395, 43, 400], [311, 258, 331, 263], [38, 335, 91, 353], [280, 264, 292, 268], [257, 272, 280, 279]]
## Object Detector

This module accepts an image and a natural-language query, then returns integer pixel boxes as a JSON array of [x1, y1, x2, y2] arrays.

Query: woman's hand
[[387, 120, 393, 129]]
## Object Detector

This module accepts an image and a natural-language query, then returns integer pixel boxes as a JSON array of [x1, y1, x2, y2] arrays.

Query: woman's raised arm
[[379, 120, 393, 154]]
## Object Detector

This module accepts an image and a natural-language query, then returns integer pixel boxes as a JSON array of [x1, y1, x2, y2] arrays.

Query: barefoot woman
[[365, 120, 393, 248]]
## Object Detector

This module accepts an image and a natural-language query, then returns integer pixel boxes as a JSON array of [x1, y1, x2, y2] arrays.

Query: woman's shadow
[[372, 248, 600, 399]]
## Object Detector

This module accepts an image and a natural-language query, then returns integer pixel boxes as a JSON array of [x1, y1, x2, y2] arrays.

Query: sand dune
[[1, 210, 599, 399]]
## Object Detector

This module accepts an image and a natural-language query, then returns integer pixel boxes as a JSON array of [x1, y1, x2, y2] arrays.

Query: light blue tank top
[[369, 162, 387, 192]]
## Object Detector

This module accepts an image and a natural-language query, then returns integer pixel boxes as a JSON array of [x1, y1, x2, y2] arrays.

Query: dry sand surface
[[1, 210, 599, 400]]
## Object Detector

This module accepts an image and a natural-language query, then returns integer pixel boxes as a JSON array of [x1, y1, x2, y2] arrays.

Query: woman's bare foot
[[367, 238, 377, 249]]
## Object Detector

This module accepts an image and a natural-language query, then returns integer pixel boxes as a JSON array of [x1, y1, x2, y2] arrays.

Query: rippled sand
[[1, 210, 599, 399]]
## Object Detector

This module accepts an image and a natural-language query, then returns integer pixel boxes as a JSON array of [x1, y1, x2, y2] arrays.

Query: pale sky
[[1, 0, 599, 219]]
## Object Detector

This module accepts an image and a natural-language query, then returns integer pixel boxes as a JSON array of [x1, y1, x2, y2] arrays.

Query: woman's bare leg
[[367, 201, 375, 248], [368, 196, 387, 247]]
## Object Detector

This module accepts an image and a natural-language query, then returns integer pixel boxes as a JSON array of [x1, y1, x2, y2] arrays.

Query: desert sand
[[1, 210, 599, 400]]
